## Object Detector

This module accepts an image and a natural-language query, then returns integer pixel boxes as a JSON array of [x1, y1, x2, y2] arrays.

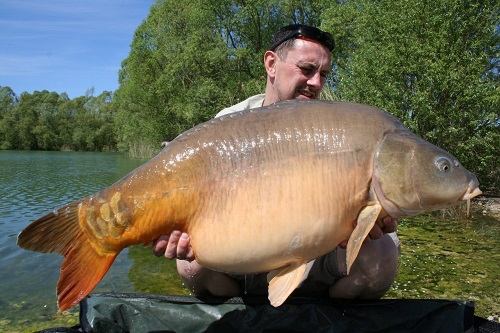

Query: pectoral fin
[[346, 203, 381, 274], [267, 261, 307, 307]]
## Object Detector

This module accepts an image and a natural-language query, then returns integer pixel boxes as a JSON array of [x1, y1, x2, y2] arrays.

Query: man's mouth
[[299, 90, 316, 99]]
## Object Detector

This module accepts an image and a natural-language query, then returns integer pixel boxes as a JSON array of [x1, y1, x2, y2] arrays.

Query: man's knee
[[176, 259, 240, 297], [329, 234, 399, 299], [362, 234, 399, 293]]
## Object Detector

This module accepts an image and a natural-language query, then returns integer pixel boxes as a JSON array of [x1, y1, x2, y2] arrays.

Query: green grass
[[7, 209, 498, 332], [385, 211, 499, 319]]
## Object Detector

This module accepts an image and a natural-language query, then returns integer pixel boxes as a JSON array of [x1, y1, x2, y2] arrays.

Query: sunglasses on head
[[269, 26, 335, 52]]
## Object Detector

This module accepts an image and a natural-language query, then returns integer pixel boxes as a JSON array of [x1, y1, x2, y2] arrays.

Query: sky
[[1, 0, 156, 99]]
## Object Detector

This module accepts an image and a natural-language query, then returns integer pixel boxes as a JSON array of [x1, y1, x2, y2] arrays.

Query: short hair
[[269, 24, 334, 59]]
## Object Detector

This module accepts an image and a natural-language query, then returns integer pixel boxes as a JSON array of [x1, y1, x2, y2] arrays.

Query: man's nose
[[307, 72, 323, 89]]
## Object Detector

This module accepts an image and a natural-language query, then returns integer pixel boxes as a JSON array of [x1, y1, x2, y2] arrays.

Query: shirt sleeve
[[215, 94, 265, 118]]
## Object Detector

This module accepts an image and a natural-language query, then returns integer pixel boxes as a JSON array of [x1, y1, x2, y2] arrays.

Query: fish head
[[373, 132, 482, 218]]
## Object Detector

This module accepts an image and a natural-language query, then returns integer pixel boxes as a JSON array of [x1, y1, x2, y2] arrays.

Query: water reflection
[[0, 151, 146, 330]]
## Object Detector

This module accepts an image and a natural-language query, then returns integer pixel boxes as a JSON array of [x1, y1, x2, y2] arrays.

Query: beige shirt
[[215, 94, 265, 118]]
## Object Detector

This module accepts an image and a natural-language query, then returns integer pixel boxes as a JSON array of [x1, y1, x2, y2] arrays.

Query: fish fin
[[57, 239, 117, 311], [346, 203, 381, 274], [18, 202, 81, 255], [17, 201, 118, 311], [267, 261, 307, 307]]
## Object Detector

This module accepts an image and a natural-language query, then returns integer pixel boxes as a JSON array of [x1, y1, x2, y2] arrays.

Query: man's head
[[263, 24, 334, 106], [269, 24, 334, 59]]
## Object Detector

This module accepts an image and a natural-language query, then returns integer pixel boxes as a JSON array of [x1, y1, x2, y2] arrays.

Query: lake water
[[0, 150, 187, 331], [0, 151, 498, 331]]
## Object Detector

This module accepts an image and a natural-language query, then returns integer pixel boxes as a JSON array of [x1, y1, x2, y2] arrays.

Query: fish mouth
[[461, 181, 483, 217]]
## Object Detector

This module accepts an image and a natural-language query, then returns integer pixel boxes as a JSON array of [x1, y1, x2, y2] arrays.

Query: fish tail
[[57, 235, 116, 311], [17, 202, 117, 311]]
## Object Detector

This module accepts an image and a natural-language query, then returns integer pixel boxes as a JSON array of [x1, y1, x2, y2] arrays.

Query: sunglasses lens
[[269, 27, 334, 52], [299, 27, 334, 51]]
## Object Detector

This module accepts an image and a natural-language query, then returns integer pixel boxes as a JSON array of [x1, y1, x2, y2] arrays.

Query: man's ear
[[264, 51, 277, 78]]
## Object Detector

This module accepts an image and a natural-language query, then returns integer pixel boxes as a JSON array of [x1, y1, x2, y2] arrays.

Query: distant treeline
[[0, 88, 116, 152], [1, 0, 498, 189]]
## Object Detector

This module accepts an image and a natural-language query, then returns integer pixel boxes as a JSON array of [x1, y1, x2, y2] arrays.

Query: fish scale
[[17, 100, 482, 311]]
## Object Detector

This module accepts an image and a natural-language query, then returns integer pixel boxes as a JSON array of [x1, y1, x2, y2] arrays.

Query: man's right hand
[[152, 230, 195, 260]]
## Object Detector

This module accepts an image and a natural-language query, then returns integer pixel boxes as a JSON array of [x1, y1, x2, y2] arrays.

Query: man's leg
[[176, 259, 241, 296], [328, 233, 400, 299]]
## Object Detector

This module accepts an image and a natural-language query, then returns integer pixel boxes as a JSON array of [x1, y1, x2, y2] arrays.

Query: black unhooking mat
[[38, 293, 500, 333]]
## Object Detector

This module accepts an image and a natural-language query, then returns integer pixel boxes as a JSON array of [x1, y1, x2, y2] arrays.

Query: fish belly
[[187, 153, 369, 274]]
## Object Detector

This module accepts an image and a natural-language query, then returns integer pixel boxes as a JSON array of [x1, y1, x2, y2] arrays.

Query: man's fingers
[[381, 216, 398, 233], [164, 230, 182, 259], [369, 223, 383, 240], [152, 234, 170, 257], [176, 232, 194, 260], [343, 216, 399, 248], [152, 231, 195, 260]]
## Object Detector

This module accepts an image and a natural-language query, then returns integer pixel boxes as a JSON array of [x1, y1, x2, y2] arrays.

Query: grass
[[385, 210, 499, 319], [128, 142, 161, 159], [8, 208, 498, 332]]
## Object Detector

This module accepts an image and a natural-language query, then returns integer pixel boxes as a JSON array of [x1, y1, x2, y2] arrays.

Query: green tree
[[13, 91, 45, 150], [114, 0, 334, 151], [0, 86, 19, 149], [68, 91, 117, 151], [0, 86, 18, 113], [322, 0, 499, 188], [32, 91, 70, 150], [0, 88, 117, 152], [114, 0, 233, 150]]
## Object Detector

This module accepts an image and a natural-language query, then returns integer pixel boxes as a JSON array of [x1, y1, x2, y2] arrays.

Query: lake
[[0, 151, 187, 331], [0, 150, 498, 331]]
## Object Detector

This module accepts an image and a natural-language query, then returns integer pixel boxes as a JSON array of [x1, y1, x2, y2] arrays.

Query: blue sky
[[1, 0, 155, 99]]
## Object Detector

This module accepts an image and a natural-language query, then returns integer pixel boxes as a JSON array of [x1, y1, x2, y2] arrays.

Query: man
[[153, 24, 399, 300]]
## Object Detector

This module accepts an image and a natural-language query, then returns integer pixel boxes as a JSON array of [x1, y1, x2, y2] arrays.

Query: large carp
[[18, 100, 482, 311]]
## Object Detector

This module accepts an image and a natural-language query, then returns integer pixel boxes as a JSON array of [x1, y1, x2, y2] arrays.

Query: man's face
[[268, 39, 332, 104]]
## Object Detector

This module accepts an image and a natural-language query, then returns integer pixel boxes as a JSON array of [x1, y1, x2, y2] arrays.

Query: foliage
[[113, 0, 332, 150], [322, 0, 499, 188], [0, 0, 498, 188], [0, 88, 117, 151]]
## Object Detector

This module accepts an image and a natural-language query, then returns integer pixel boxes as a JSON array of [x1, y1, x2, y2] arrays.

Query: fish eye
[[435, 157, 452, 172]]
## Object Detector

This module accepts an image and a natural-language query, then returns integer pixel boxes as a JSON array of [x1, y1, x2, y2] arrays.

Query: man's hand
[[368, 215, 398, 240], [152, 230, 195, 260], [338, 216, 398, 248]]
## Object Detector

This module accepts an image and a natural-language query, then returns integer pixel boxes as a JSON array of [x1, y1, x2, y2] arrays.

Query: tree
[[0, 86, 19, 149], [0, 88, 117, 152], [32, 91, 69, 150], [114, 0, 335, 151], [67, 92, 117, 151], [322, 0, 499, 188], [0, 86, 18, 113], [114, 0, 233, 150]]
